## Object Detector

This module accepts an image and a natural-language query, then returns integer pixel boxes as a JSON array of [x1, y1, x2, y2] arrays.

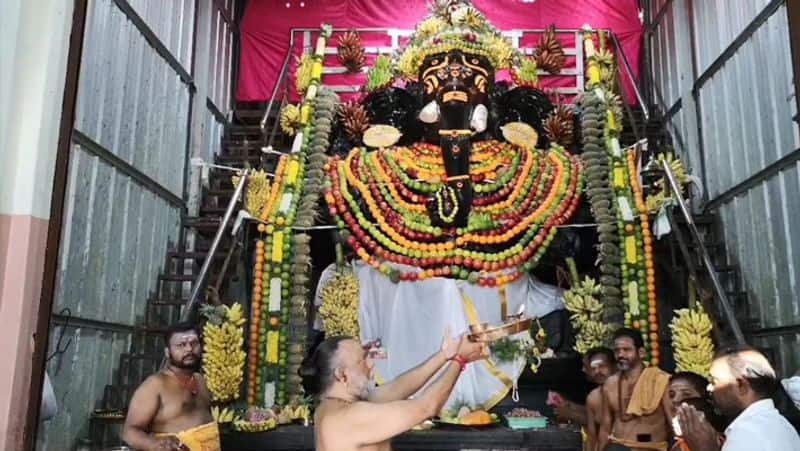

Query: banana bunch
[[646, 152, 689, 214], [659, 152, 688, 187], [279, 104, 301, 136], [575, 320, 612, 355], [233, 418, 277, 433], [295, 54, 314, 95], [203, 303, 247, 402], [564, 276, 611, 353], [366, 54, 393, 92], [670, 306, 714, 376], [211, 405, 237, 424], [319, 270, 360, 337], [233, 170, 270, 218]]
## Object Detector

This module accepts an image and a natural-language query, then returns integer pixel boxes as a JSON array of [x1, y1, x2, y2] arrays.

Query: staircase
[[88, 110, 267, 447]]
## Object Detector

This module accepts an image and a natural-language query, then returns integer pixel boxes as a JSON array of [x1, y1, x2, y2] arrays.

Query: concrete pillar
[[0, 0, 74, 448]]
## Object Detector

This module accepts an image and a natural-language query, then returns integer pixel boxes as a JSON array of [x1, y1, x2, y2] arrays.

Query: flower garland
[[324, 141, 583, 286]]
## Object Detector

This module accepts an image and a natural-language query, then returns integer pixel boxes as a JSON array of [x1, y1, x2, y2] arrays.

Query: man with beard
[[301, 331, 486, 451], [676, 346, 800, 451], [599, 328, 673, 451], [123, 322, 218, 451]]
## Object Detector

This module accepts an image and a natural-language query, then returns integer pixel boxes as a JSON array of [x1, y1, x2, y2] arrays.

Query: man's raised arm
[[335, 360, 463, 447], [368, 332, 463, 403]]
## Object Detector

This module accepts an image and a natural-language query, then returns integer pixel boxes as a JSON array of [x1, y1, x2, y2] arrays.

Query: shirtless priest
[[598, 328, 673, 451], [301, 331, 487, 451], [123, 322, 219, 451]]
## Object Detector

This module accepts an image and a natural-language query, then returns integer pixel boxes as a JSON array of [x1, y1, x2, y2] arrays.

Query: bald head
[[708, 346, 778, 416]]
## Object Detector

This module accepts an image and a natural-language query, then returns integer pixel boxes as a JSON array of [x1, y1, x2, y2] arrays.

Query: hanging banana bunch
[[279, 104, 302, 136], [319, 268, 360, 337], [233, 170, 271, 218], [670, 306, 714, 376], [563, 271, 611, 354], [202, 303, 247, 402]]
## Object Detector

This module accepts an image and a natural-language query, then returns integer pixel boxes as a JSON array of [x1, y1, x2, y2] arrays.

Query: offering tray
[[467, 315, 533, 343]]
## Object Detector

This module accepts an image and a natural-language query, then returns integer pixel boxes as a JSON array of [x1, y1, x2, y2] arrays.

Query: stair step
[[167, 251, 226, 260], [159, 273, 196, 282], [222, 142, 264, 151], [205, 188, 235, 197], [182, 216, 223, 227], [689, 241, 725, 250], [228, 126, 262, 136], [122, 352, 164, 362], [714, 264, 738, 274], [150, 298, 188, 306], [216, 154, 261, 164], [199, 206, 228, 216]]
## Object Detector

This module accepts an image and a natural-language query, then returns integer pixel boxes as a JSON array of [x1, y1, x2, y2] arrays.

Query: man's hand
[[677, 404, 721, 451], [456, 334, 487, 362], [440, 326, 460, 360], [151, 436, 187, 451]]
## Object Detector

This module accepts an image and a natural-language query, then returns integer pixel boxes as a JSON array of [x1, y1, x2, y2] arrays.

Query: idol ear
[[419, 100, 440, 124], [470, 104, 488, 133]]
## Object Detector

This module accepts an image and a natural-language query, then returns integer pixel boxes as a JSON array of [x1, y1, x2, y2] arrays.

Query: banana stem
[[566, 257, 580, 287], [335, 241, 344, 272]]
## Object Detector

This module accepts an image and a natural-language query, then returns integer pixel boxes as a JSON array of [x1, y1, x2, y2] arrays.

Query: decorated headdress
[[394, 0, 517, 80]]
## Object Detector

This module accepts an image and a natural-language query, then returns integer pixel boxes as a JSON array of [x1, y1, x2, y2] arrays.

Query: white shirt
[[722, 399, 800, 451]]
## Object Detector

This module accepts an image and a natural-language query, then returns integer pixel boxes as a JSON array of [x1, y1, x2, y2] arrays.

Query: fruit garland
[[323, 142, 583, 286], [284, 87, 339, 401], [582, 27, 660, 364], [580, 86, 623, 324], [201, 303, 247, 403], [670, 306, 714, 376], [623, 147, 660, 364], [247, 26, 332, 406]]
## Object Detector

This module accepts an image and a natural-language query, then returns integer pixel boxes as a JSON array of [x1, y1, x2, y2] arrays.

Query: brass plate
[[468, 317, 532, 343]]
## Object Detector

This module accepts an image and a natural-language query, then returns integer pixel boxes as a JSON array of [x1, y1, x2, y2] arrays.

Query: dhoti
[[155, 422, 220, 451]]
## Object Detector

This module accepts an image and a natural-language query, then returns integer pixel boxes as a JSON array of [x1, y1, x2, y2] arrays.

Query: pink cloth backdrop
[[237, 0, 643, 102]]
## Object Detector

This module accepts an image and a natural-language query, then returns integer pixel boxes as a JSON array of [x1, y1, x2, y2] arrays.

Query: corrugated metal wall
[[648, 0, 800, 374], [35, 0, 235, 447]]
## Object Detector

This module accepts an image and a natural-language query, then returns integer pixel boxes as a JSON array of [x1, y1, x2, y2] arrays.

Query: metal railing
[[608, 31, 649, 122], [661, 159, 746, 345], [179, 169, 250, 321]]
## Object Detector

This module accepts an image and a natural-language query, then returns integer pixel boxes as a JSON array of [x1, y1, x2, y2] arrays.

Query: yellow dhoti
[[155, 422, 220, 451]]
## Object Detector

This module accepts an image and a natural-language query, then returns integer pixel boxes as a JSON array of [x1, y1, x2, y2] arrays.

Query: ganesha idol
[[321, 1, 583, 409]]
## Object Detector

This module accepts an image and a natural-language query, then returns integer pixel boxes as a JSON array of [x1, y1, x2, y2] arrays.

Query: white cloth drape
[[314, 261, 565, 409]]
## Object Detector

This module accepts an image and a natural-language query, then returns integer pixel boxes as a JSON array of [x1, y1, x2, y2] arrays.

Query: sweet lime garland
[[324, 142, 583, 286]]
